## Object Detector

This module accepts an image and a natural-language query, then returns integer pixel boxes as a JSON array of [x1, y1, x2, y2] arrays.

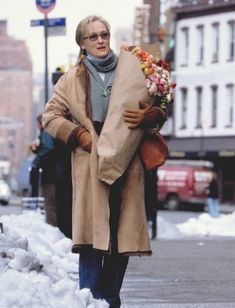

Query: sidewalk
[[219, 203, 235, 214], [121, 238, 235, 307]]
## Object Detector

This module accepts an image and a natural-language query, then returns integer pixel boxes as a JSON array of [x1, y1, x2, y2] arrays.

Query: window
[[225, 84, 234, 127], [196, 25, 204, 65], [180, 88, 187, 129], [211, 23, 219, 63], [195, 87, 202, 128], [211, 85, 218, 127], [180, 27, 189, 66], [228, 21, 235, 61]]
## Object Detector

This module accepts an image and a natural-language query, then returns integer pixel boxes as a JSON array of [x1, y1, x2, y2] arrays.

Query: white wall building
[[174, 6, 235, 138], [168, 0, 235, 204]]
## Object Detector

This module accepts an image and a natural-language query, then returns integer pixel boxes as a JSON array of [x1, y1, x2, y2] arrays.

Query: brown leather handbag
[[139, 131, 168, 171]]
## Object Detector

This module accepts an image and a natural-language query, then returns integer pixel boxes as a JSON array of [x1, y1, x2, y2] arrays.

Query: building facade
[[0, 20, 33, 178], [169, 0, 235, 203]]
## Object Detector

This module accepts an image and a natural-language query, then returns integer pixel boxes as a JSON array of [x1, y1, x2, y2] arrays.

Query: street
[[0, 195, 22, 216], [120, 207, 235, 307], [121, 239, 235, 307]]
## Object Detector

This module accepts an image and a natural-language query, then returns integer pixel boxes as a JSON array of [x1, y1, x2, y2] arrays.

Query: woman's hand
[[29, 139, 40, 153], [30, 143, 38, 153], [76, 129, 92, 153], [123, 102, 157, 129]]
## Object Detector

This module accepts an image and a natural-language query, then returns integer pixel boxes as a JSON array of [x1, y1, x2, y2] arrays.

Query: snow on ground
[[0, 212, 108, 308], [0, 210, 235, 307], [176, 212, 235, 237]]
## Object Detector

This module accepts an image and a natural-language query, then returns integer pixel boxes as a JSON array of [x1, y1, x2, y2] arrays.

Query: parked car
[[157, 160, 214, 211], [0, 179, 11, 205]]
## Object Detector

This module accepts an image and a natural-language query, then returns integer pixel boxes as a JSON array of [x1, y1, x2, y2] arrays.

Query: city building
[[114, 28, 133, 52], [168, 0, 235, 203], [0, 20, 33, 179]]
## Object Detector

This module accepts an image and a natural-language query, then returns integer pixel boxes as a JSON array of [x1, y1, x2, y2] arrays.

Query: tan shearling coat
[[42, 64, 152, 256]]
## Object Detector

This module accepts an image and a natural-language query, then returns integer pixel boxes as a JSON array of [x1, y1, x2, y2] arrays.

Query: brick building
[[0, 20, 33, 178]]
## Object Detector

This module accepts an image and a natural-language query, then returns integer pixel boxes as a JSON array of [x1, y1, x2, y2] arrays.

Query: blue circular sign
[[36, 0, 56, 14]]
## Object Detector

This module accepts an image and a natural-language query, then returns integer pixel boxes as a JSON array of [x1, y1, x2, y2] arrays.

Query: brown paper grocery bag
[[97, 44, 160, 185]]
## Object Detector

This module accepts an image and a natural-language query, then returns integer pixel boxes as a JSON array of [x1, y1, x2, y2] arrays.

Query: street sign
[[47, 17, 66, 27], [36, 0, 56, 14], [30, 17, 66, 27], [30, 19, 44, 27], [30, 17, 66, 36], [48, 26, 66, 37]]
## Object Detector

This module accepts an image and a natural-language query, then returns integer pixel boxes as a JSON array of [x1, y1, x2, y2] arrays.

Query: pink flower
[[149, 82, 158, 95], [126, 45, 177, 109]]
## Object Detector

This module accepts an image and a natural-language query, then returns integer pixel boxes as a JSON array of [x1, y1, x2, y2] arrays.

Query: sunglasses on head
[[83, 32, 110, 42]]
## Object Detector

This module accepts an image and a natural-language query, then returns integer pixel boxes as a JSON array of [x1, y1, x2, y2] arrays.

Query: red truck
[[157, 160, 214, 211]]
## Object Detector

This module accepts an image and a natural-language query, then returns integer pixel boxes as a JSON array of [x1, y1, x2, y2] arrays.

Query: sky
[[1, 209, 235, 307], [0, 0, 142, 75]]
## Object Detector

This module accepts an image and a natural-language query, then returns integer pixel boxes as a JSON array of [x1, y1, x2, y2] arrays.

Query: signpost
[[30, 17, 66, 27], [30, 17, 66, 36], [33, 0, 59, 103], [36, 0, 56, 15], [47, 17, 66, 36]]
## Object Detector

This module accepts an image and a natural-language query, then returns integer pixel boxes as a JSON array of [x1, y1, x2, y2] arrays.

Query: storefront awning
[[167, 137, 235, 158]]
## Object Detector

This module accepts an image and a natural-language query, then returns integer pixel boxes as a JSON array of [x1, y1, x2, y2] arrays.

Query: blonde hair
[[75, 15, 110, 58]]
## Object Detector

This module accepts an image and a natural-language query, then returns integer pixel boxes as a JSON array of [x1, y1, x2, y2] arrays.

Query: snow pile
[[177, 212, 235, 237], [157, 216, 185, 239], [0, 212, 108, 308]]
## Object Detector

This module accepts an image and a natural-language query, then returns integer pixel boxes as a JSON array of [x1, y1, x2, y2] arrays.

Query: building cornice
[[172, 0, 235, 20]]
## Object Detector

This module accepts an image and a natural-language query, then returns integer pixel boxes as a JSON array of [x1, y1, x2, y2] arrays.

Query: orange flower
[[127, 45, 176, 109]]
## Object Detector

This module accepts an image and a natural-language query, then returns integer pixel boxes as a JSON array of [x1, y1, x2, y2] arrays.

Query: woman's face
[[81, 21, 110, 58]]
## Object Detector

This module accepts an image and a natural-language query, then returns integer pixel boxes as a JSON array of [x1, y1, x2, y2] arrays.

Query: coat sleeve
[[32, 131, 56, 169], [42, 71, 82, 145], [150, 94, 169, 131], [152, 106, 167, 131]]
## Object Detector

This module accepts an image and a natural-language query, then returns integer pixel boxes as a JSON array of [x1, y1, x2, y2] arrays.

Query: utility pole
[[35, 0, 56, 103]]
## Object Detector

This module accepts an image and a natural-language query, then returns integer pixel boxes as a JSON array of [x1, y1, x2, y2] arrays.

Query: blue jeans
[[207, 198, 219, 217], [79, 175, 129, 307], [79, 250, 129, 307]]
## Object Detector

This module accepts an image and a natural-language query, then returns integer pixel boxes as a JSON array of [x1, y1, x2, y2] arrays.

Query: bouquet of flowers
[[127, 45, 176, 110], [97, 44, 175, 185]]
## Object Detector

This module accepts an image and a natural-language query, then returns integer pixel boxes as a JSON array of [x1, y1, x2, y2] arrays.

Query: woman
[[42, 15, 166, 307]]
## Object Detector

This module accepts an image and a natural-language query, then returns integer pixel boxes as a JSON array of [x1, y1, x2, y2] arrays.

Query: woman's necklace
[[94, 71, 115, 97]]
